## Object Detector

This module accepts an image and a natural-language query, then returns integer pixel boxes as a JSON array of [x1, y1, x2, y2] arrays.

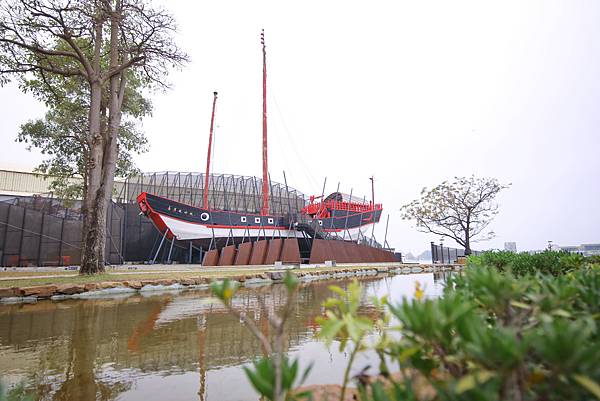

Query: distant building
[[580, 244, 600, 256], [559, 246, 579, 254], [504, 242, 517, 252], [559, 243, 600, 257]]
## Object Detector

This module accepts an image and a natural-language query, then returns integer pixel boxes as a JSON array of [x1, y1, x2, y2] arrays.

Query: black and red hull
[[137, 192, 382, 248]]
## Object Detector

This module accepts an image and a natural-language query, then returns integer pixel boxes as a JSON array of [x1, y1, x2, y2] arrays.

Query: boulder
[[84, 283, 98, 292], [124, 281, 143, 290], [293, 385, 357, 401], [56, 284, 85, 295], [180, 279, 195, 286], [194, 277, 207, 285], [267, 271, 284, 281], [20, 285, 57, 298], [0, 287, 18, 298], [97, 281, 121, 289]]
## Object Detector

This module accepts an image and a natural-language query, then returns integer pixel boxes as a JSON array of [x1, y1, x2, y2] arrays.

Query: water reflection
[[0, 272, 451, 401]]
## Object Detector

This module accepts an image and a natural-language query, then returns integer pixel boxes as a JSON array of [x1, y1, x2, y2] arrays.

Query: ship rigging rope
[[270, 89, 320, 193]]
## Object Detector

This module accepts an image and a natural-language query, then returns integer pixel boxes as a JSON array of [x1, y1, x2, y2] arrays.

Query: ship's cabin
[[301, 192, 382, 218]]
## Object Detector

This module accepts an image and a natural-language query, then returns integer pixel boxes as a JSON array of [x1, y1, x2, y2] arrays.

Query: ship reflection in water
[[0, 272, 451, 401]]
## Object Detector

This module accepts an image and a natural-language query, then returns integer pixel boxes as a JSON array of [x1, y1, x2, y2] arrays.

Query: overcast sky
[[1, 0, 599, 255]]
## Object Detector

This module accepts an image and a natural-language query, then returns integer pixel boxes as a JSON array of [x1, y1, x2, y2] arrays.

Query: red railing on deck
[[302, 200, 382, 217]]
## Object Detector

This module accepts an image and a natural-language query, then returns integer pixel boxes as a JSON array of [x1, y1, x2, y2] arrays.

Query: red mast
[[203, 91, 218, 209], [260, 29, 270, 216]]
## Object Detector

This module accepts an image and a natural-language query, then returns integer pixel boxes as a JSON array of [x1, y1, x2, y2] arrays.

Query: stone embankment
[[0, 264, 461, 303]]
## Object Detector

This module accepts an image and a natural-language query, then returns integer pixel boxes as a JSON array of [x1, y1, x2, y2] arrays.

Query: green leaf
[[573, 374, 600, 400], [510, 300, 530, 309], [243, 365, 273, 399], [552, 309, 572, 318], [455, 371, 495, 394], [284, 271, 299, 291], [397, 346, 420, 363], [328, 285, 347, 297], [210, 279, 239, 302], [370, 381, 391, 401], [300, 362, 314, 386], [318, 319, 345, 343]]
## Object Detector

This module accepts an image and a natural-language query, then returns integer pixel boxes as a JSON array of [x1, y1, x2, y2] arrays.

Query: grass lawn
[[0, 265, 383, 288]]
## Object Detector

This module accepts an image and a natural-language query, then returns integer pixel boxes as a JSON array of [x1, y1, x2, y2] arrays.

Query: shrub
[[380, 264, 600, 401], [468, 250, 591, 276]]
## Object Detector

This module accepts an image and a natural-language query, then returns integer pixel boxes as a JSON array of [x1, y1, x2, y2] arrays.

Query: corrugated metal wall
[[0, 170, 56, 195]]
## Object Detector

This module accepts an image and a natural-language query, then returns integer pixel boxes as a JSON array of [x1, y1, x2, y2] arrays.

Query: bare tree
[[0, 0, 187, 273], [400, 176, 510, 255]]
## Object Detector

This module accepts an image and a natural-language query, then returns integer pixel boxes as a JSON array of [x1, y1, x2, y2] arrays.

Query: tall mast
[[203, 91, 218, 209], [260, 29, 269, 215]]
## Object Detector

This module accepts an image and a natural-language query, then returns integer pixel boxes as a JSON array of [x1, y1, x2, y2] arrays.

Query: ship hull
[[137, 192, 380, 243]]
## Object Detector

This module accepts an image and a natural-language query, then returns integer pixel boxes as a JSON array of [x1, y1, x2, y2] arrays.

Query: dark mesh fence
[[0, 197, 130, 267], [430, 242, 480, 264], [122, 202, 160, 263]]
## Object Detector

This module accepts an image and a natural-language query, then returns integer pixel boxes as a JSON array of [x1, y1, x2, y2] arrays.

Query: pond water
[[0, 272, 451, 401]]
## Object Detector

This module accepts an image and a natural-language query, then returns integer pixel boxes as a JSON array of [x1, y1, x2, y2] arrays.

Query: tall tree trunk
[[80, 7, 106, 275], [80, 2, 127, 275], [81, 79, 105, 275], [464, 215, 472, 255], [98, 0, 124, 268]]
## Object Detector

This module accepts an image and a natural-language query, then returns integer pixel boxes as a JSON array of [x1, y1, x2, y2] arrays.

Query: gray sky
[[1, 0, 599, 255]]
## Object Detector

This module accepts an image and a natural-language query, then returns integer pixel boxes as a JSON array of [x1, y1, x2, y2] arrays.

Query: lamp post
[[440, 238, 445, 264]]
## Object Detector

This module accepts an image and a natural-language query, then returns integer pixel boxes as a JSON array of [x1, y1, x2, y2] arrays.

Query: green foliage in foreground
[[467, 250, 596, 276], [211, 255, 600, 401], [243, 357, 312, 401], [385, 265, 600, 401]]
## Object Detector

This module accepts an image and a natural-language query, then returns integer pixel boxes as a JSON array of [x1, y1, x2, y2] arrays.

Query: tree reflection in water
[[0, 274, 445, 401]]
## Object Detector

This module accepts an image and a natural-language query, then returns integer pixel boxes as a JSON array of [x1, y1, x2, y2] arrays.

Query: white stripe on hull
[[160, 214, 373, 241], [161, 215, 300, 240]]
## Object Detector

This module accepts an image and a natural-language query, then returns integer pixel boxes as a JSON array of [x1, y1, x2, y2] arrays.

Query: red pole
[[260, 30, 269, 215], [203, 92, 218, 209]]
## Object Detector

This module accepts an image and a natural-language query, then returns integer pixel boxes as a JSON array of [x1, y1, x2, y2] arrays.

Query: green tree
[[400, 176, 509, 255], [0, 0, 188, 273], [17, 65, 150, 202]]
